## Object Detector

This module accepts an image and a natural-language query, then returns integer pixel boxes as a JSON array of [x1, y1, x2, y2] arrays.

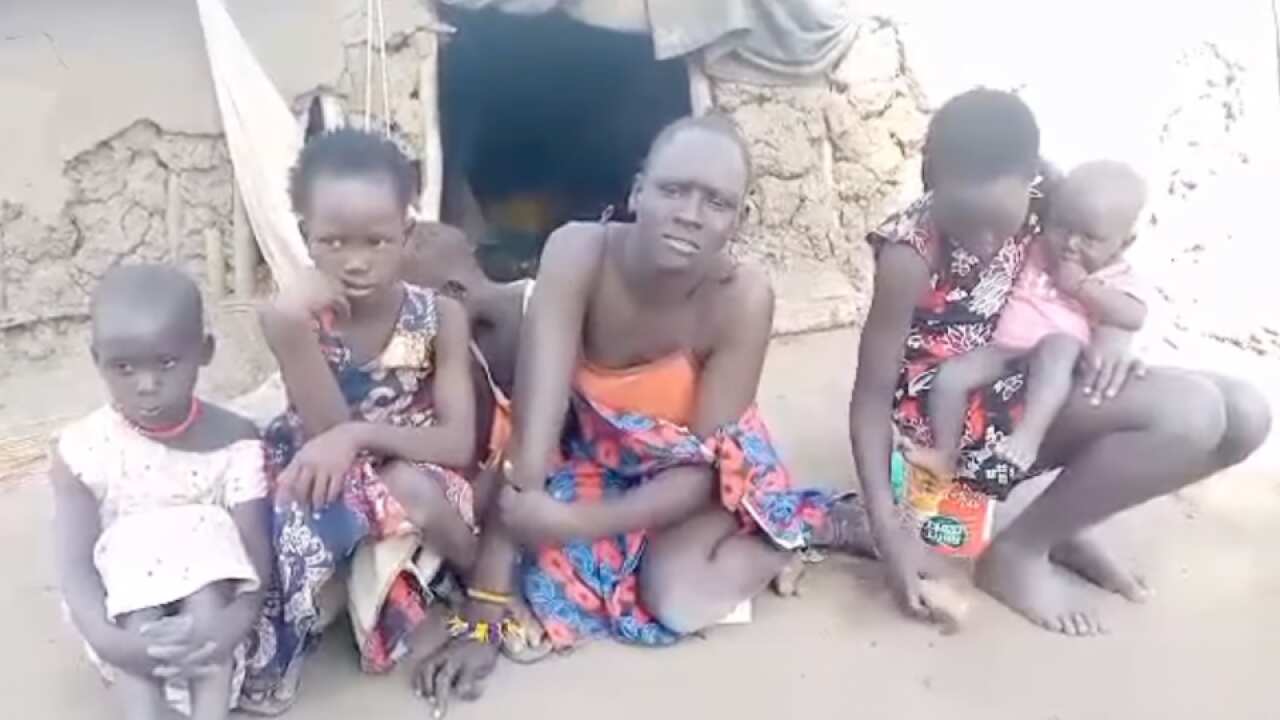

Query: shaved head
[[90, 264, 209, 430], [91, 264, 204, 345], [405, 222, 486, 294], [643, 114, 752, 190]]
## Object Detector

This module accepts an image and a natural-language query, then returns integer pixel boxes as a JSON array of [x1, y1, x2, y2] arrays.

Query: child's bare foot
[[994, 430, 1042, 473], [1051, 533, 1151, 603], [904, 444, 958, 481], [975, 540, 1105, 636]]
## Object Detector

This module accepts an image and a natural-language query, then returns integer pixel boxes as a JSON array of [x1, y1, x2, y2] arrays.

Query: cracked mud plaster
[[0, 16, 436, 387], [713, 18, 928, 325], [0, 16, 927, 382], [0, 121, 239, 377]]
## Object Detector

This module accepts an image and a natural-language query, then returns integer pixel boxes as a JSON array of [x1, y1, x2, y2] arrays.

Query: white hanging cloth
[[196, 0, 312, 288]]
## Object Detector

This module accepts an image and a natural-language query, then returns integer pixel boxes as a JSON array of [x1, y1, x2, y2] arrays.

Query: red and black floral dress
[[867, 194, 1042, 500]]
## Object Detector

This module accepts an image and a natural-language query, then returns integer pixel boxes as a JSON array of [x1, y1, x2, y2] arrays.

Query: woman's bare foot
[[501, 594, 552, 664], [1050, 533, 1151, 603], [975, 540, 1106, 636], [904, 444, 958, 482], [772, 553, 807, 597], [994, 430, 1042, 473]]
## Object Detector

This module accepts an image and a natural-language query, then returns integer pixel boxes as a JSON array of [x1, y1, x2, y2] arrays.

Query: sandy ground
[[2, 328, 1277, 720]]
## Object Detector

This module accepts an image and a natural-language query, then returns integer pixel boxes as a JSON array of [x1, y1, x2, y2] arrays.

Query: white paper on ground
[[717, 598, 753, 625]]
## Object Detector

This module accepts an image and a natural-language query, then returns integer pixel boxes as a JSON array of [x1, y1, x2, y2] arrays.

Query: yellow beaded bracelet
[[466, 587, 513, 606], [447, 615, 501, 645]]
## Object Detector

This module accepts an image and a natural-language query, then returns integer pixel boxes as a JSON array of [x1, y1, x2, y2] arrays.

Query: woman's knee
[[639, 512, 742, 634], [639, 561, 746, 635], [1208, 375, 1273, 465], [1146, 372, 1229, 453], [638, 542, 704, 633], [638, 574, 704, 635], [1046, 369, 1228, 467]]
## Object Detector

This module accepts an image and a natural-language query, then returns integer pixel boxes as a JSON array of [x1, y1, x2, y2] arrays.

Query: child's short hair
[[91, 264, 204, 342], [409, 222, 476, 267], [926, 89, 1040, 183], [288, 127, 419, 215], [404, 222, 483, 293]]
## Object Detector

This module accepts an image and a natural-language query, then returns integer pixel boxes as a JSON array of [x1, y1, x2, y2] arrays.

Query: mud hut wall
[[708, 19, 927, 328], [1, 3, 927, 385], [0, 0, 437, 383]]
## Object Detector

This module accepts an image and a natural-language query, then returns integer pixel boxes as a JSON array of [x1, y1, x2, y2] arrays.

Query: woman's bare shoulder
[[535, 222, 614, 304], [707, 261, 775, 337], [541, 221, 608, 269]]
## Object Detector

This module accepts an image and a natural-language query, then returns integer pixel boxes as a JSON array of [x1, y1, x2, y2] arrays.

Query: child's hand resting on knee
[[277, 424, 363, 511]]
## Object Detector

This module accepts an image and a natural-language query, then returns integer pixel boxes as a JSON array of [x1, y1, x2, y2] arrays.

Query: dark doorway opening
[[439, 8, 691, 279]]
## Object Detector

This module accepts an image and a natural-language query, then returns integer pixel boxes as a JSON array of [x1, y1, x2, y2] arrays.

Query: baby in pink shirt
[[912, 160, 1149, 480]]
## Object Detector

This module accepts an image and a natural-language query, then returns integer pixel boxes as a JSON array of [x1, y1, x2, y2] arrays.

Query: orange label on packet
[[891, 451, 993, 558]]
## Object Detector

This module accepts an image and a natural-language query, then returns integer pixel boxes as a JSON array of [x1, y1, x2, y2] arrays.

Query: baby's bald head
[[1047, 160, 1148, 272], [1054, 160, 1148, 240]]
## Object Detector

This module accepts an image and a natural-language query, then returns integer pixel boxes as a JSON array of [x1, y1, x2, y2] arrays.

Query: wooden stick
[[418, 16, 443, 222], [1272, 0, 1280, 102], [687, 55, 714, 116], [205, 227, 225, 300], [232, 183, 257, 298], [0, 227, 7, 314], [165, 173, 183, 262]]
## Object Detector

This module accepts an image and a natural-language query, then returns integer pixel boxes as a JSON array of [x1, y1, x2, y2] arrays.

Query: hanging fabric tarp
[[647, 0, 858, 85], [196, 0, 311, 288], [435, 0, 858, 84]]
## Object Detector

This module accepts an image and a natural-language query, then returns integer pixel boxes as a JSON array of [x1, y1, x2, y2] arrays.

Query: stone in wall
[[710, 18, 927, 333]]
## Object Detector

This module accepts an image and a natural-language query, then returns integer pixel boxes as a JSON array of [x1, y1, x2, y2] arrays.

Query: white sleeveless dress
[[58, 407, 267, 619]]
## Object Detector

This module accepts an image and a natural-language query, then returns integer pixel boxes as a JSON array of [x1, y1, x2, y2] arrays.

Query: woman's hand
[[876, 522, 951, 623], [1081, 325, 1146, 404], [277, 423, 363, 511], [413, 636, 500, 718], [497, 485, 583, 546]]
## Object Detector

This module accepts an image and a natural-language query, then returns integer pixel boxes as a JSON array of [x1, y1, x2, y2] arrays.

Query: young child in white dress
[[51, 264, 271, 719]]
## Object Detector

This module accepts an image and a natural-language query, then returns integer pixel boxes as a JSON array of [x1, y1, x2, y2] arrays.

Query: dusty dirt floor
[[2, 328, 1276, 720]]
